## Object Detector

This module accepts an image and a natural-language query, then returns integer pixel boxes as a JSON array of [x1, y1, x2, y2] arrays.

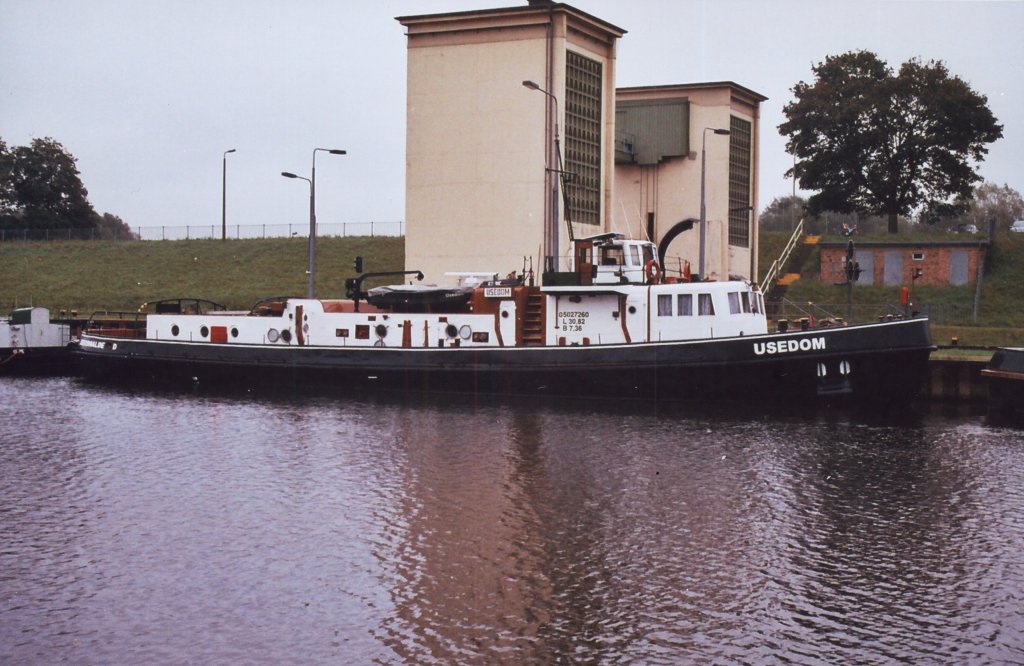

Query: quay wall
[[923, 356, 989, 402]]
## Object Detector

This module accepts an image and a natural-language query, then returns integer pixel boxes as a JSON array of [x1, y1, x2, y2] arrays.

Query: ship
[[75, 233, 934, 405], [1, 307, 75, 376], [982, 347, 1024, 418]]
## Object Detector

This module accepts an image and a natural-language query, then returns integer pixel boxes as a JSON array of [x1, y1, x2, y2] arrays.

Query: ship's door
[[575, 240, 594, 286]]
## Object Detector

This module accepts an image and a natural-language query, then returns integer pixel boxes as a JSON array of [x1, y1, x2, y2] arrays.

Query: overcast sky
[[2, 0, 1021, 232]]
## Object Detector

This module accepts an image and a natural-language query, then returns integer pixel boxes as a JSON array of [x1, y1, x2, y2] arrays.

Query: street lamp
[[523, 79, 562, 272], [281, 148, 346, 298], [309, 148, 346, 299], [221, 148, 236, 241], [699, 127, 731, 280]]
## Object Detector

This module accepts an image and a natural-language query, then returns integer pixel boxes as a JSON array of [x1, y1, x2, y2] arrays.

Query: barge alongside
[[75, 234, 934, 405], [1, 307, 74, 376], [982, 347, 1024, 417]]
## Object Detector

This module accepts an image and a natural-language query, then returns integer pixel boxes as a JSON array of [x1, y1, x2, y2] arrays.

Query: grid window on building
[[728, 116, 752, 248], [565, 51, 602, 227]]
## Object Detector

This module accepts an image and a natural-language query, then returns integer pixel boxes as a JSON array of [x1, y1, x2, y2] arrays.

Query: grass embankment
[[1, 237, 404, 314], [759, 230, 1024, 348]]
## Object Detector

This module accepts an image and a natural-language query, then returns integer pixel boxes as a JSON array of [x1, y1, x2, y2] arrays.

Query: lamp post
[[522, 79, 561, 272], [282, 148, 346, 298], [699, 127, 731, 280], [221, 148, 236, 240]]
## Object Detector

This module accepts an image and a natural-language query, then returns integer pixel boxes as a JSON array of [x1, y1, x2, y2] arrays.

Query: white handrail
[[761, 219, 805, 292]]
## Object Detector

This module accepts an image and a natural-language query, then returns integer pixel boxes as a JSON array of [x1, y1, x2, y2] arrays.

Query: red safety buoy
[[645, 259, 661, 284]]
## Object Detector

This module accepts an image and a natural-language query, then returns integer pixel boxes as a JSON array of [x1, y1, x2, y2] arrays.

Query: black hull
[[0, 345, 78, 377], [76, 319, 934, 406], [982, 348, 1024, 417]]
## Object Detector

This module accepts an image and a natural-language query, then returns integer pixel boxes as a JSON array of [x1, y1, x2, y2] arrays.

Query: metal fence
[[0, 220, 405, 242]]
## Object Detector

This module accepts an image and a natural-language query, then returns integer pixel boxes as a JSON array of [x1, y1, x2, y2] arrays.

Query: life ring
[[645, 259, 661, 284]]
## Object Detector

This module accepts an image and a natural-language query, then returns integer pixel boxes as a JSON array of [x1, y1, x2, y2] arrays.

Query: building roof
[[618, 81, 768, 103], [396, 2, 626, 38]]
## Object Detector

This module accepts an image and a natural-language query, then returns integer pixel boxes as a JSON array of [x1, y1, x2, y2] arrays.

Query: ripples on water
[[1, 378, 1023, 664]]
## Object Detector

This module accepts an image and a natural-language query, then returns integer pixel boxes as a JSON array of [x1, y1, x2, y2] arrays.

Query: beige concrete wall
[[405, 33, 547, 283], [614, 85, 763, 282], [400, 7, 622, 285]]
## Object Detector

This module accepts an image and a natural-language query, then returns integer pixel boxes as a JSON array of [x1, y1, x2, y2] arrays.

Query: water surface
[[2, 378, 1022, 663]]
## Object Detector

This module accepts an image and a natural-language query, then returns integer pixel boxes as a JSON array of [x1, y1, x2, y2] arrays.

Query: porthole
[[171, 324, 180, 337], [231, 327, 239, 338], [628, 306, 637, 314], [459, 325, 472, 340], [280, 329, 292, 343], [501, 310, 509, 319], [200, 326, 209, 338], [267, 328, 280, 342], [375, 324, 388, 338], [839, 360, 851, 376], [816, 363, 827, 378], [445, 324, 459, 338]]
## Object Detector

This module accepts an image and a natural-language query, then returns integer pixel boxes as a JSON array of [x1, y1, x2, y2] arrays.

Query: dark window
[[698, 293, 715, 316], [565, 51, 602, 226], [728, 292, 741, 314], [728, 116, 752, 248]]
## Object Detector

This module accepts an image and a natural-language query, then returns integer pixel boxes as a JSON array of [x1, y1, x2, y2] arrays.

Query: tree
[[94, 212, 137, 240], [758, 195, 807, 231], [0, 137, 96, 230], [779, 51, 1003, 234], [965, 182, 1024, 233]]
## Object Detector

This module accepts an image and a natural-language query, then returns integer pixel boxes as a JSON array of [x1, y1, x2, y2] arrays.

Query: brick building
[[819, 240, 989, 286]]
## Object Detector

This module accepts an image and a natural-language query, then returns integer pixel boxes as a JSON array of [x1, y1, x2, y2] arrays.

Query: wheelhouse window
[[741, 292, 752, 313], [698, 293, 715, 316], [677, 293, 693, 316], [599, 246, 623, 266], [629, 245, 641, 266], [657, 294, 672, 316], [565, 51, 602, 227], [728, 292, 741, 314]]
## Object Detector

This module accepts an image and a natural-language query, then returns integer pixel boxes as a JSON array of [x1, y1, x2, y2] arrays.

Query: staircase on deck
[[521, 290, 545, 346]]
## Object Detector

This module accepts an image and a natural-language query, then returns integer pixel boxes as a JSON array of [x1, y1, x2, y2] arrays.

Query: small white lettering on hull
[[753, 337, 826, 356], [484, 287, 512, 298], [558, 311, 590, 333]]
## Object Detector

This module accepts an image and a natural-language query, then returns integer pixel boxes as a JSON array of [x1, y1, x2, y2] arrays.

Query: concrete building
[[397, 3, 623, 285], [397, 3, 765, 285], [614, 83, 767, 282]]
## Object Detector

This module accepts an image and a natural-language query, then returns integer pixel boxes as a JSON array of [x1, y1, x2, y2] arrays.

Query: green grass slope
[[759, 230, 1024, 346], [1, 236, 404, 314]]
